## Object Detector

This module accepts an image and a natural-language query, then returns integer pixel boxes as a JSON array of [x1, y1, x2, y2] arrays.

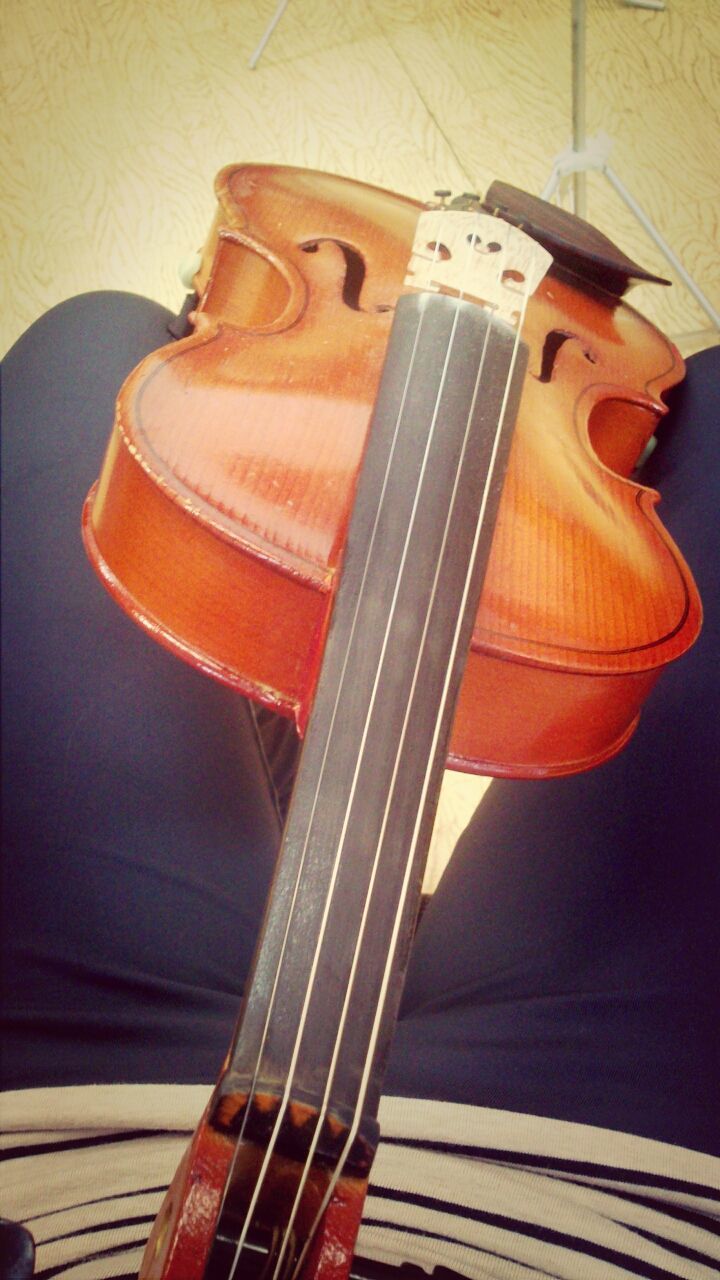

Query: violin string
[[290, 235, 533, 1280], [289, 232, 533, 1277], [221, 214, 452, 1280], [268, 214, 500, 1280], [264, 210, 526, 1280], [274, 308, 501, 1280], [227, 203, 531, 1279]]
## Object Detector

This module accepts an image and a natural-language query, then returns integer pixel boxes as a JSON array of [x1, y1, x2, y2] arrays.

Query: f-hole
[[300, 239, 367, 311], [536, 330, 597, 383]]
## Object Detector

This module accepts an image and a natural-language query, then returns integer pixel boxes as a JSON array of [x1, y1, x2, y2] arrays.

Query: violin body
[[83, 165, 701, 779]]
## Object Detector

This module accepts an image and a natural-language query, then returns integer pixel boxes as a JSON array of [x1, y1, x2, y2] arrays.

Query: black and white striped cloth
[[2, 1085, 719, 1279]]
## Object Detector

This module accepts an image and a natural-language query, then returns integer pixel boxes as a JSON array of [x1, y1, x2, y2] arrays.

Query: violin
[[82, 165, 701, 1278]]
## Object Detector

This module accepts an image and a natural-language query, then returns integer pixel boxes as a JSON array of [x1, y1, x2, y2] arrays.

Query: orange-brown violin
[[85, 164, 700, 780], [82, 166, 701, 1279]]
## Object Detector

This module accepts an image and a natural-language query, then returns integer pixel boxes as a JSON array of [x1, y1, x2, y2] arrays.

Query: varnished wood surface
[[86, 165, 700, 776], [3, 0, 717, 884]]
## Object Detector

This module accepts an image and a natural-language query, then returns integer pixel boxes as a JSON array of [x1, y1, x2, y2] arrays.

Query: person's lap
[[1, 294, 282, 1088], [2, 294, 718, 1156], [390, 341, 720, 1154]]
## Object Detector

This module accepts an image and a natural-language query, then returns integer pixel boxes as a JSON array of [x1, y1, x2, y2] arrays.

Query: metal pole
[[571, 0, 587, 218], [542, 2, 717, 336], [604, 164, 720, 328], [249, 0, 292, 69]]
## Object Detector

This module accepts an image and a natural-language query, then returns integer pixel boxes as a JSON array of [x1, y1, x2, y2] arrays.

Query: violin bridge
[[405, 206, 552, 323]]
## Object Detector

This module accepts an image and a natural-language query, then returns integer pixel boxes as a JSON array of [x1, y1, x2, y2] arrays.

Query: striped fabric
[[2, 1086, 719, 1279]]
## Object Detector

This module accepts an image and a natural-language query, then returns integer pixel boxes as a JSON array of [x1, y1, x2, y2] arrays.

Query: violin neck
[[202, 292, 527, 1275]]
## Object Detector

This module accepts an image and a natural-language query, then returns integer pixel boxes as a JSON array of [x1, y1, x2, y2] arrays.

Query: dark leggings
[[2, 294, 718, 1155]]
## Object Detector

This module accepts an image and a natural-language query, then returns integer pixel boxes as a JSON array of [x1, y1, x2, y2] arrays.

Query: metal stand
[[541, 0, 719, 331], [249, 0, 292, 69]]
